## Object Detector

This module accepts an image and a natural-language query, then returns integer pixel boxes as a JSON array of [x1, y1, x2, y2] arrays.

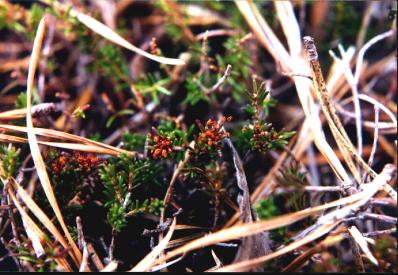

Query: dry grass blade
[[0, 103, 56, 121], [24, 17, 81, 265], [224, 141, 291, 228], [283, 234, 345, 272], [101, 260, 118, 272], [348, 226, 378, 266], [234, 0, 290, 70], [165, 233, 207, 249], [0, 1, 395, 271], [318, 164, 396, 225], [7, 186, 72, 271], [158, 142, 193, 269], [357, 94, 397, 128], [261, 0, 351, 183], [211, 250, 223, 268], [224, 137, 252, 223], [156, 188, 376, 265], [354, 30, 394, 84], [8, 188, 45, 258], [0, 109, 27, 120], [274, 1, 301, 55], [130, 218, 176, 272], [0, 124, 135, 156], [21, 217, 45, 259], [215, 222, 341, 272], [332, 46, 364, 163], [0, 133, 121, 156], [223, 1, 353, 233], [10, 178, 77, 261], [73, 11, 184, 66], [303, 36, 376, 181]]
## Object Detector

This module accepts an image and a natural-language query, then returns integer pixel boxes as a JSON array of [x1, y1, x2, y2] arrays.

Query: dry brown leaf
[[224, 137, 271, 269]]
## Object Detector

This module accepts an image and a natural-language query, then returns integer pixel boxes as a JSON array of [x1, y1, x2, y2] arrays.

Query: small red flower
[[148, 132, 173, 159], [197, 116, 231, 150]]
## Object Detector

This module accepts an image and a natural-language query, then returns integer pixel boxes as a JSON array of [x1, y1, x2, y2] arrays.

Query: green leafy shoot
[[135, 73, 172, 105], [122, 132, 147, 152], [15, 89, 40, 109], [183, 73, 211, 106], [240, 79, 295, 153], [0, 145, 21, 179], [99, 154, 163, 232], [106, 109, 135, 128]]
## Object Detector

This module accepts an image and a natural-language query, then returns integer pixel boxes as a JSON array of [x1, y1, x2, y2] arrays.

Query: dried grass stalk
[[24, 16, 81, 266]]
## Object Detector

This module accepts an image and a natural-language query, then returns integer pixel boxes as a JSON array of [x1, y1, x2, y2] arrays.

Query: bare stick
[[356, 1, 376, 49], [361, 213, 397, 225], [76, 217, 90, 272], [362, 106, 380, 183], [195, 29, 238, 41], [198, 30, 209, 78], [109, 229, 116, 261], [336, 45, 364, 162], [207, 64, 232, 94], [273, 185, 342, 195], [364, 228, 396, 237], [282, 72, 312, 80], [358, 94, 397, 128], [87, 243, 104, 271], [354, 30, 394, 84]]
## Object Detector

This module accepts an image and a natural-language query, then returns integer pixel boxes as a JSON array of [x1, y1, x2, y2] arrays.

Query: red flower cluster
[[74, 152, 101, 170], [147, 133, 173, 159], [50, 151, 100, 174], [197, 116, 232, 148], [50, 154, 68, 174]]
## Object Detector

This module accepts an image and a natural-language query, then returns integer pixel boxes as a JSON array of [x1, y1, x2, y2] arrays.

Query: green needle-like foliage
[[99, 154, 163, 232], [0, 145, 21, 179], [240, 79, 295, 153]]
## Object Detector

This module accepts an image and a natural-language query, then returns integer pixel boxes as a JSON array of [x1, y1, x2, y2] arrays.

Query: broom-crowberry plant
[[99, 154, 163, 232], [241, 79, 295, 153]]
